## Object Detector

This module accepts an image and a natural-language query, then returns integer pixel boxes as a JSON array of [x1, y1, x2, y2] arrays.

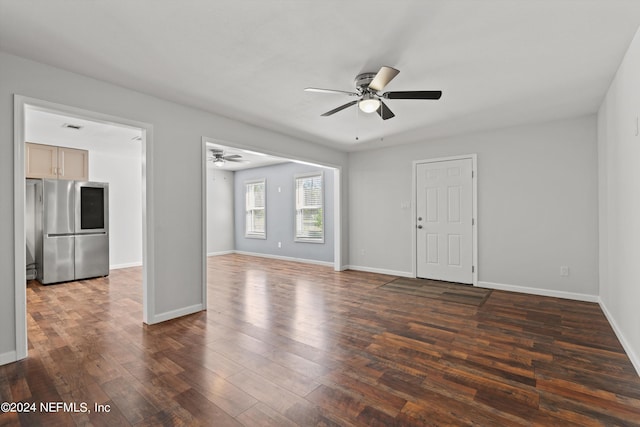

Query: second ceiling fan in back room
[[207, 149, 246, 167], [305, 66, 442, 120]]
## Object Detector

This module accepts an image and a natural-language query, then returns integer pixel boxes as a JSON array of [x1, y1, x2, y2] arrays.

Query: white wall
[[90, 150, 143, 268], [207, 168, 235, 255], [598, 27, 640, 374], [349, 116, 599, 298], [0, 52, 348, 363]]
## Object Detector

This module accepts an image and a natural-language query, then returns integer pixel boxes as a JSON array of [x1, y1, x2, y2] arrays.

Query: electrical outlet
[[560, 266, 569, 277], [278, 242, 282, 248]]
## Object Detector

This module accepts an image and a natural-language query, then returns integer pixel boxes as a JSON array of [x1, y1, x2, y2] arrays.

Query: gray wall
[[598, 26, 640, 373], [234, 162, 334, 263], [349, 115, 600, 297], [206, 168, 235, 254], [0, 52, 348, 361]]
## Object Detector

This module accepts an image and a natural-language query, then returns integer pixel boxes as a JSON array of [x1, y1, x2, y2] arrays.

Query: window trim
[[294, 171, 324, 244], [245, 178, 266, 239]]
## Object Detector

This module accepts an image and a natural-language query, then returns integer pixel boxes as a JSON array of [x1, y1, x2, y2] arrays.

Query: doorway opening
[[412, 154, 478, 286], [200, 138, 343, 309], [13, 95, 154, 362]]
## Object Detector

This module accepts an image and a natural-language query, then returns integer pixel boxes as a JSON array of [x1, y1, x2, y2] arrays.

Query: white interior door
[[416, 158, 473, 283]]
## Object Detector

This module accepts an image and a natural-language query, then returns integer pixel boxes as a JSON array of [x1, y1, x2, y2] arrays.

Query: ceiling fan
[[305, 66, 442, 120], [208, 149, 244, 167]]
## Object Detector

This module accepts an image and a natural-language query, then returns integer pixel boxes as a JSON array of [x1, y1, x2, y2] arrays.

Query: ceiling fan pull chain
[[355, 104, 359, 141]]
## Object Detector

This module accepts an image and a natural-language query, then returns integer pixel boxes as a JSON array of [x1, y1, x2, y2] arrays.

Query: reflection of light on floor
[[292, 279, 326, 348], [243, 270, 270, 328]]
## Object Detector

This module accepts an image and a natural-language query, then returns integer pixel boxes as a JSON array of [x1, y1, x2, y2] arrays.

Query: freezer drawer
[[75, 234, 109, 280], [41, 235, 75, 284]]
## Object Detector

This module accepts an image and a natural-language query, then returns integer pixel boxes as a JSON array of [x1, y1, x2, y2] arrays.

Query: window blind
[[245, 180, 265, 237], [295, 174, 323, 241]]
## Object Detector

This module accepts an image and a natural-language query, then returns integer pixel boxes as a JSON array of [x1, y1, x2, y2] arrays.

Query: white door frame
[[201, 136, 343, 310], [13, 95, 154, 362], [411, 154, 478, 285]]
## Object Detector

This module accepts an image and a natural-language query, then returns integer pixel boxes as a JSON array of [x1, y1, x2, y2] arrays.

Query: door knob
[[417, 217, 422, 221], [417, 225, 423, 229]]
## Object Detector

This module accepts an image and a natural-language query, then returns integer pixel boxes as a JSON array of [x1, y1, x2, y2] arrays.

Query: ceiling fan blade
[[225, 157, 246, 162], [223, 154, 242, 160], [368, 66, 400, 92], [321, 100, 358, 116], [305, 87, 358, 96], [376, 101, 395, 120], [383, 90, 442, 100]]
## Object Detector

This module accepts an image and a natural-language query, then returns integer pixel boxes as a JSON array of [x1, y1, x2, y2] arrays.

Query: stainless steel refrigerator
[[27, 178, 109, 284]]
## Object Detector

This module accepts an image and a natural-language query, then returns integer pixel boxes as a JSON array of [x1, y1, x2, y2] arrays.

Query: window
[[295, 172, 324, 242], [245, 179, 266, 238]]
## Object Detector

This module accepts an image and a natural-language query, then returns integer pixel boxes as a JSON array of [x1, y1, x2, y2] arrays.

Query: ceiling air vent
[[62, 123, 83, 130]]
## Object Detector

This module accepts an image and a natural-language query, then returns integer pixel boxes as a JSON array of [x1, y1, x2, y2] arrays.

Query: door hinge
[[472, 218, 475, 226], [472, 170, 474, 178], [472, 266, 475, 273]]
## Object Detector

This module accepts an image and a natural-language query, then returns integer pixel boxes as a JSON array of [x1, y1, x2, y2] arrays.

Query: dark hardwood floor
[[1, 253, 639, 426]]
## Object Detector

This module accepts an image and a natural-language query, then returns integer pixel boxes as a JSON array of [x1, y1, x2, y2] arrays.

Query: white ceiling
[[206, 143, 290, 171], [25, 108, 289, 170], [3, 1, 640, 152], [25, 108, 143, 157]]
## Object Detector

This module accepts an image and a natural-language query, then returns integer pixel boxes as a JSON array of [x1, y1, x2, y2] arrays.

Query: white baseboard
[[346, 265, 412, 278], [478, 281, 598, 302], [0, 350, 17, 366], [598, 299, 640, 377], [234, 250, 333, 267], [110, 261, 143, 270], [207, 250, 235, 257], [147, 303, 204, 325]]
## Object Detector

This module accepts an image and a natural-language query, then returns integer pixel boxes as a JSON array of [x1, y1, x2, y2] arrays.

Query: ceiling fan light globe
[[358, 98, 380, 114], [213, 158, 224, 167]]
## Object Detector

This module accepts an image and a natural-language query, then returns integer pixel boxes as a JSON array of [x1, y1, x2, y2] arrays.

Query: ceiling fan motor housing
[[354, 73, 377, 93]]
